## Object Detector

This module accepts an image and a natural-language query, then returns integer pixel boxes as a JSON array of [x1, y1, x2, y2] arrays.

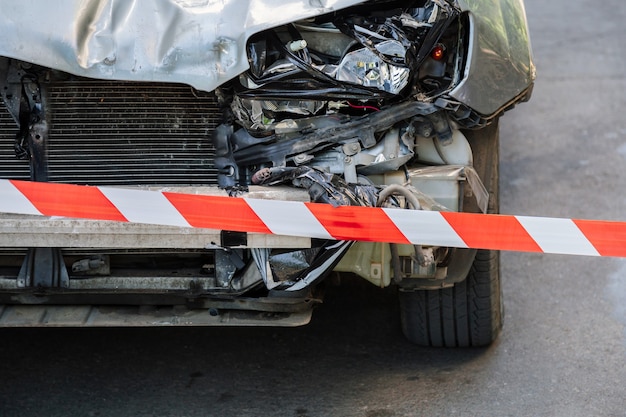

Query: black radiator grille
[[0, 107, 29, 180], [1, 81, 221, 186]]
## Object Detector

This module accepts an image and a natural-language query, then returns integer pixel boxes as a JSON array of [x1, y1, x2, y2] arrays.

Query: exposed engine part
[[309, 127, 415, 183], [230, 100, 437, 162], [237, 0, 461, 101], [231, 96, 327, 131], [377, 183, 435, 286], [71, 255, 110, 276], [376, 183, 422, 210], [223, 95, 464, 191], [251, 165, 378, 207], [210, 0, 467, 206]]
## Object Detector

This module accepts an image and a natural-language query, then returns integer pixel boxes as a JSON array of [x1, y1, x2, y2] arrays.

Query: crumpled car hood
[[0, 0, 365, 92]]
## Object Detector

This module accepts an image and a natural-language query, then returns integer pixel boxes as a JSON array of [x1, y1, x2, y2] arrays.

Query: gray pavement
[[1, 0, 625, 416]]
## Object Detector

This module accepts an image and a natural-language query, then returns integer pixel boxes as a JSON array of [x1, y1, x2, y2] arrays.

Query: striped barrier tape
[[0, 179, 624, 258]]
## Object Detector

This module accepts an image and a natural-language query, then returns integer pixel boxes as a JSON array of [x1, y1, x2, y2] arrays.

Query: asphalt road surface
[[1, 0, 625, 416]]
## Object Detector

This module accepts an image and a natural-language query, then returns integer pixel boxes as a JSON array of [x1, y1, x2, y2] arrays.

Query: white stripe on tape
[[383, 209, 468, 248], [516, 216, 600, 256], [0, 181, 42, 216], [245, 199, 334, 240], [99, 187, 191, 228]]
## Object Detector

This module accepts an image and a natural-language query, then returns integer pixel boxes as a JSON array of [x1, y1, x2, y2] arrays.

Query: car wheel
[[398, 121, 503, 347], [399, 249, 502, 347]]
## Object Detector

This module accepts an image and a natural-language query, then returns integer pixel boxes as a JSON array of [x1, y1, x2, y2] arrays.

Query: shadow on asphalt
[[0, 276, 493, 416]]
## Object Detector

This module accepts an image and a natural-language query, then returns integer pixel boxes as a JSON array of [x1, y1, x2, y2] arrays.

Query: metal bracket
[[17, 248, 70, 289]]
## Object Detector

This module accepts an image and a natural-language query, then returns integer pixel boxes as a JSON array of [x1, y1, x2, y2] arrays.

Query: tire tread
[[399, 250, 502, 347]]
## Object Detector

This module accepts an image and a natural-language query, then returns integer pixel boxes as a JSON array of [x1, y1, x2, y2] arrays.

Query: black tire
[[399, 250, 502, 347], [399, 121, 503, 347]]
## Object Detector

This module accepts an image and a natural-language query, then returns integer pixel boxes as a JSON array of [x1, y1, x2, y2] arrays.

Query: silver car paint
[[0, 0, 534, 116], [452, 0, 535, 115], [0, 0, 364, 93]]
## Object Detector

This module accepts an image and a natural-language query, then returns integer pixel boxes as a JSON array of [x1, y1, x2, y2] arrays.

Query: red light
[[431, 44, 445, 61]]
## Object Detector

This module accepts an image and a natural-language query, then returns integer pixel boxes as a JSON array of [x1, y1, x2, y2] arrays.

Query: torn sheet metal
[[252, 241, 353, 292], [0, 0, 365, 93], [236, 0, 460, 101]]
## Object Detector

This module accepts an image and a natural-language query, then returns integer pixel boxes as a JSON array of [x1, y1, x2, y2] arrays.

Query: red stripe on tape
[[163, 192, 272, 234], [440, 212, 543, 252], [305, 203, 411, 244], [9, 180, 127, 222], [573, 219, 626, 258]]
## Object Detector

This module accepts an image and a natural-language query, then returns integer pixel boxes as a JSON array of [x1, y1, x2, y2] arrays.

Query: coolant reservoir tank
[[416, 129, 473, 166]]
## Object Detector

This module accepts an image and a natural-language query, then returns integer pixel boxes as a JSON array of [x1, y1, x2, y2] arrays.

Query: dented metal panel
[[0, 0, 534, 118], [452, 0, 535, 115], [0, 0, 365, 92]]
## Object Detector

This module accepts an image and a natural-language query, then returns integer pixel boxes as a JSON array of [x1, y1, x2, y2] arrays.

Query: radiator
[[0, 81, 221, 186]]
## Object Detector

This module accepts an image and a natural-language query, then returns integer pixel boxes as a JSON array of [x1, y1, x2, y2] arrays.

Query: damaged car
[[0, 0, 534, 347]]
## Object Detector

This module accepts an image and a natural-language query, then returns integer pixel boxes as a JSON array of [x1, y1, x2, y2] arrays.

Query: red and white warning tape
[[0, 179, 624, 257]]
